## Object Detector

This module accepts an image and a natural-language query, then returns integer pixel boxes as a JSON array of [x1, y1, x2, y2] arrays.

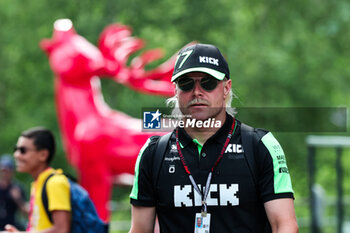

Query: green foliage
[[1, 0, 349, 231]]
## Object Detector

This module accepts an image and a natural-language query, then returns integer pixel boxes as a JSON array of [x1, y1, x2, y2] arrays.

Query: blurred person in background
[[3, 127, 71, 233], [0, 155, 28, 231]]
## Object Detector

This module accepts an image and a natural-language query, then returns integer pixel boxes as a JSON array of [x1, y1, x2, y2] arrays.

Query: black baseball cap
[[171, 43, 230, 82]]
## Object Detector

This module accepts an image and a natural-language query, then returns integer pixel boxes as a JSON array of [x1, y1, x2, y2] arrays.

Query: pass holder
[[175, 121, 235, 233], [194, 212, 211, 233]]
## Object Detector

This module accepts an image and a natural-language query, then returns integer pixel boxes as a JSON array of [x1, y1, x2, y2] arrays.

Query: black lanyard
[[175, 119, 236, 216]]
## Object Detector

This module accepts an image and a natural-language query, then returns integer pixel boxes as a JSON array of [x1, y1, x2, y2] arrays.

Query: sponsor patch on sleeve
[[261, 132, 294, 194]]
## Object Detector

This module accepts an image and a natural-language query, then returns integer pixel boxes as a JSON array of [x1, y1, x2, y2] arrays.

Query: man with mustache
[[129, 43, 298, 233]]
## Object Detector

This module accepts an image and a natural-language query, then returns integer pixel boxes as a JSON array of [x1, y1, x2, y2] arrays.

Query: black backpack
[[152, 123, 266, 188]]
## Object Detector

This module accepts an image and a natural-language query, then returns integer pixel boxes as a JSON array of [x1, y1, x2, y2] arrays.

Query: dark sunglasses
[[14, 146, 37, 154], [177, 76, 219, 92]]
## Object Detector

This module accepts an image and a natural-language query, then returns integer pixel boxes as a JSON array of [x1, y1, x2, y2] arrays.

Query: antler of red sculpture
[[40, 19, 176, 221], [98, 23, 176, 96]]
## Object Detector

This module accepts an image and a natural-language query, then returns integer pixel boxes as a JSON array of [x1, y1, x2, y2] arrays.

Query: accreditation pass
[[194, 213, 211, 233]]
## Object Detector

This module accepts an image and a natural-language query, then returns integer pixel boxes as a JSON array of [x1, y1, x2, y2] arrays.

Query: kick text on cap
[[199, 56, 219, 66]]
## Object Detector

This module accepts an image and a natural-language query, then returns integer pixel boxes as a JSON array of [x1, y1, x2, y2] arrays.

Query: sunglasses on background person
[[176, 75, 221, 92], [14, 146, 37, 154]]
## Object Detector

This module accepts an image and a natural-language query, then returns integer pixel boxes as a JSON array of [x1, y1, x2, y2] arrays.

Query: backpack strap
[[241, 123, 258, 186], [41, 173, 55, 223], [241, 123, 266, 187], [152, 132, 172, 191], [241, 123, 273, 233]]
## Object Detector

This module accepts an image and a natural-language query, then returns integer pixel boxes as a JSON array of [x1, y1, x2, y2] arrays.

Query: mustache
[[186, 98, 210, 107]]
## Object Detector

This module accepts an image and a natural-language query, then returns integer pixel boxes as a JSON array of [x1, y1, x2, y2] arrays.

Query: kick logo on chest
[[224, 144, 243, 153], [174, 183, 239, 207]]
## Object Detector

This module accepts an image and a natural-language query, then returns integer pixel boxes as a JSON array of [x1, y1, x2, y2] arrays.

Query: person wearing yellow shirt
[[3, 127, 71, 233]]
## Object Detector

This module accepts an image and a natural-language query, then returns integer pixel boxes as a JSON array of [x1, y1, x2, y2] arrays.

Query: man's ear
[[39, 149, 50, 163], [223, 79, 231, 99]]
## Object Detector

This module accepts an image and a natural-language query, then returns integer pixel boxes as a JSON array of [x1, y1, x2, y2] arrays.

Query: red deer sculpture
[[40, 19, 176, 221]]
